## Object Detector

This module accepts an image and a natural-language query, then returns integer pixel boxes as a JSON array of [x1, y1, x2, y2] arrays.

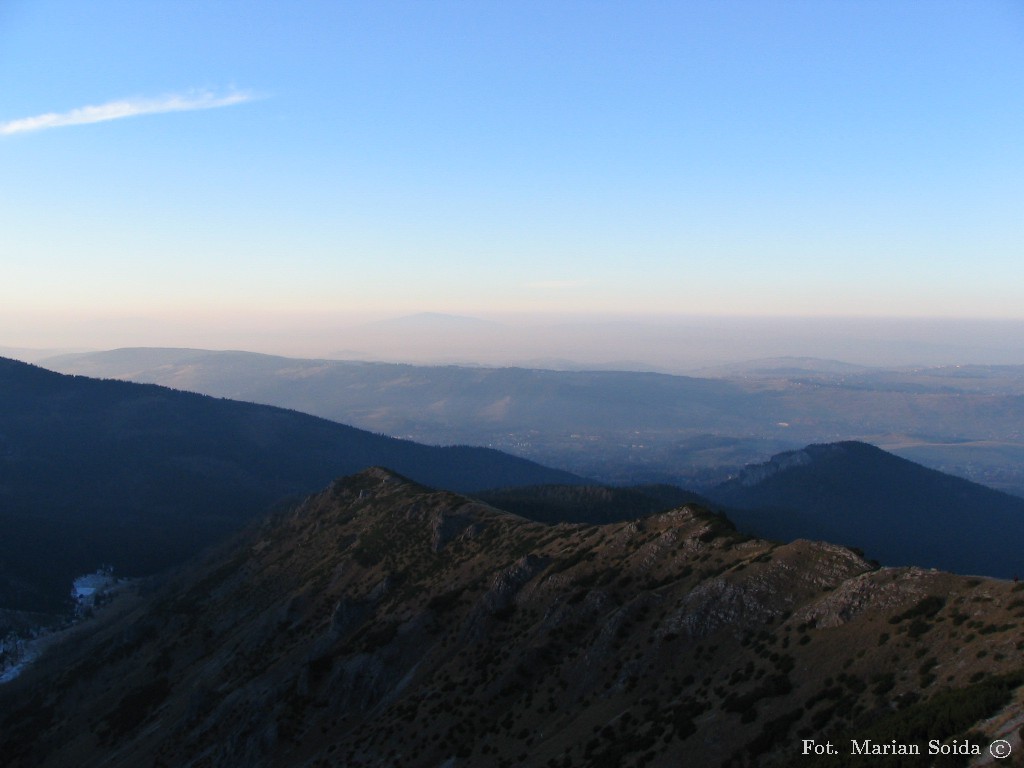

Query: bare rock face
[[483, 554, 547, 615], [670, 577, 782, 640], [430, 507, 478, 552], [793, 567, 931, 628]]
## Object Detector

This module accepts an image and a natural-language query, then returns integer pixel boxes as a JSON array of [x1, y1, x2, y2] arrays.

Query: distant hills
[[40, 347, 1024, 495], [5, 468, 1024, 767], [692, 356, 875, 378], [709, 441, 1024, 578], [0, 357, 584, 612], [38, 347, 758, 437]]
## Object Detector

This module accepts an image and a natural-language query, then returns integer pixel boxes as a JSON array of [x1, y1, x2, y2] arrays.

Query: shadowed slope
[[710, 441, 1024, 578], [0, 357, 584, 612]]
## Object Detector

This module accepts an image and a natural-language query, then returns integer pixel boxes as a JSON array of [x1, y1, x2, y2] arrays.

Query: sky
[[2, 1, 1023, 355]]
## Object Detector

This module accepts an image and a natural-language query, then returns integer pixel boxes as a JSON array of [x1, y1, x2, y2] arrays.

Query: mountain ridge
[[4, 468, 1024, 767]]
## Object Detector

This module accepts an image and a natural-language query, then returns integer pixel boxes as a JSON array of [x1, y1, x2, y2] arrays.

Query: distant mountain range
[[39, 347, 1024, 495], [692, 356, 876, 378], [0, 357, 584, 612], [4, 468, 1024, 767], [709, 441, 1024, 578], [38, 347, 758, 437]]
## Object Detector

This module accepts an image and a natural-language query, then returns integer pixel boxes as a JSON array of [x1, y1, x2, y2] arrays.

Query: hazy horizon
[[6, 310, 1024, 373], [4, 1, 1023, 340]]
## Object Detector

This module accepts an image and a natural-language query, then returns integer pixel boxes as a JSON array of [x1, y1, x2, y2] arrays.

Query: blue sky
[[2, 1, 1023, 349]]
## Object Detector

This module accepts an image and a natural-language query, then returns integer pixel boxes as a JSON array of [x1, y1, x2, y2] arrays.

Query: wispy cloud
[[0, 90, 256, 136]]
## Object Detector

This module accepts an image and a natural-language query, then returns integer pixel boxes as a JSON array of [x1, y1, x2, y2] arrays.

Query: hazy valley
[[39, 346, 1024, 496]]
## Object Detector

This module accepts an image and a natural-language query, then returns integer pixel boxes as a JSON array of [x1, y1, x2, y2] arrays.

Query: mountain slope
[[4, 468, 1024, 767], [709, 441, 1024, 578], [0, 357, 584, 612]]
